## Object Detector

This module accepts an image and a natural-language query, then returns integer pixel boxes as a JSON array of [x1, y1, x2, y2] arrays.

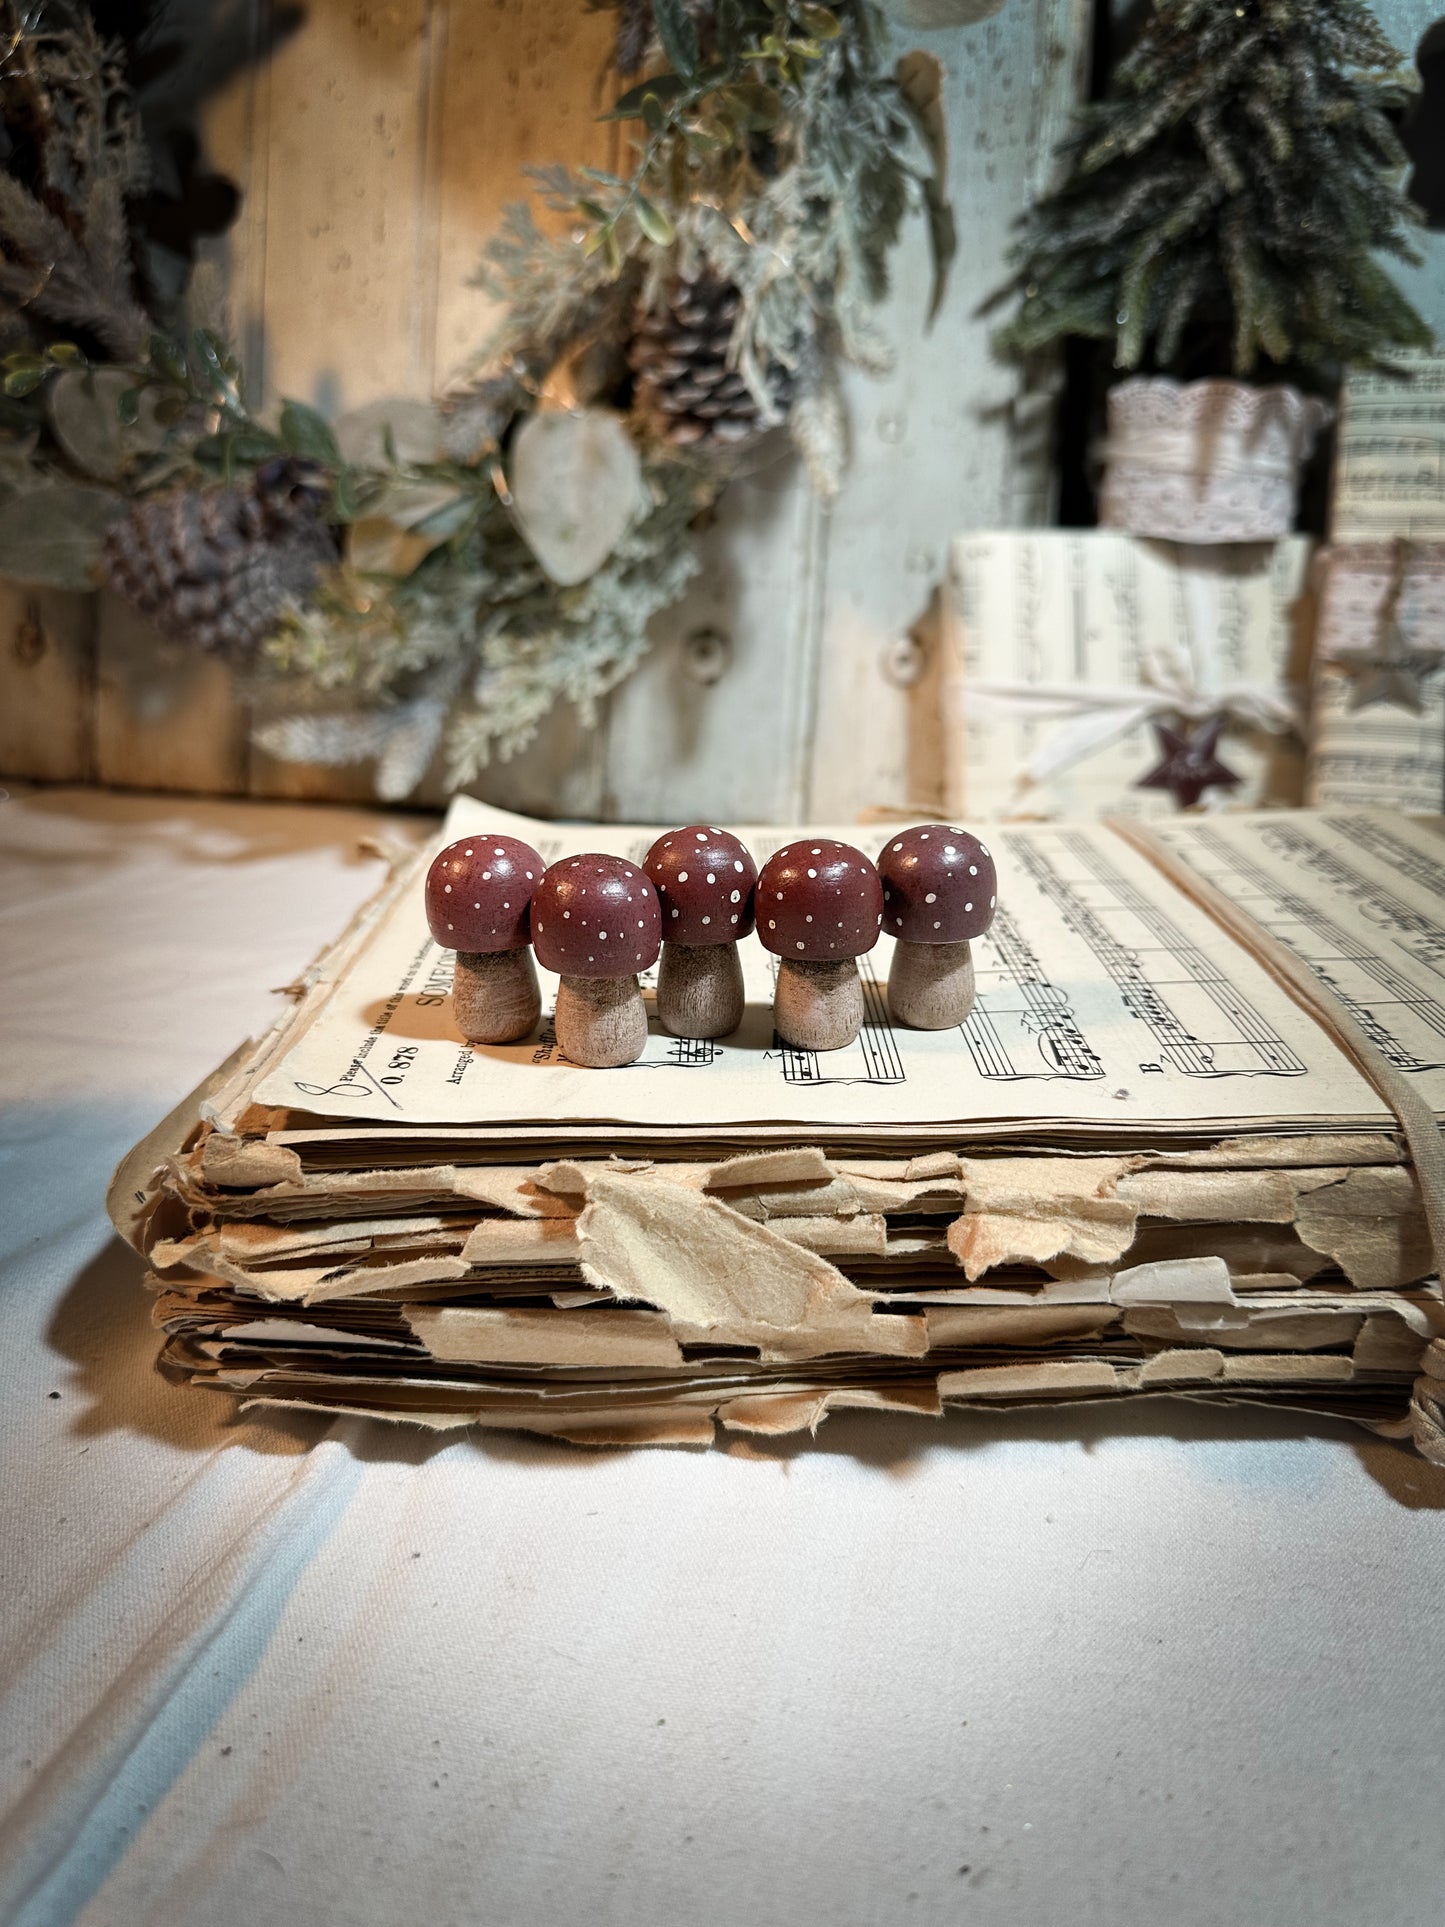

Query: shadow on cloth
[[47, 1235, 324, 1458]]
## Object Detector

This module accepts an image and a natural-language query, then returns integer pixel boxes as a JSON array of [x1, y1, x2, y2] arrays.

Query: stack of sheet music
[[110, 800, 1445, 1458]]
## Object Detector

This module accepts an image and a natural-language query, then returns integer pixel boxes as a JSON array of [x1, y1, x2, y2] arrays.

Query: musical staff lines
[[1014, 834, 1306, 1076], [965, 902, 1104, 1080], [663, 1036, 719, 1067], [1258, 819, 1445, 981], [1171, 825, 1445, 1072]]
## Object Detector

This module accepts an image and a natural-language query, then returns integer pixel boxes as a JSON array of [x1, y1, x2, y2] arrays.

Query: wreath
[[0, 0, 955, 797]]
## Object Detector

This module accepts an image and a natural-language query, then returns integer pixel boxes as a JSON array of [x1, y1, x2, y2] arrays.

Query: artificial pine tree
[[1002, 0, 1433, 379]]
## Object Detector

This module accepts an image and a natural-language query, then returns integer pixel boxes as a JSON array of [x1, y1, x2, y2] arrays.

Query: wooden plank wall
[[0, 0, 1091, 815], [21, 0, 1438, 820]]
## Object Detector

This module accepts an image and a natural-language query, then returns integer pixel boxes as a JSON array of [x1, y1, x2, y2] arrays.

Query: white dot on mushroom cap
[[811, 847, 821, 855], [600, 931, 607, 940], [896, 917, 902, 926], [526, 870, 534, 880], [638, 920, 645, 928], [563, 911, 570, 919], [776, 891, 783, 900], [969, 865, 978, 876], [464, 850, 472, 858], [671, 908, 678, 918], [446, 922, 453, 932], [807, 868, 817, 878], [702, 916, 711, 926], [768, 919, 776, 929], [796, 941, 805, 950], [805, 914, 813, 923], [678, 871, 688, 883], [473, 902, 480, 910], [730, 889, 740, 903], [443, 884, 451, 893], [494, 848, 504, 856], [893, 842, 902, 852], [696, 831, 707, 842], [706, 872, 715, 885], [731, 914, 738, 924], [990, 895, 996, 906], [925, 892, 937, 904], [734, 860, 743, 873], [945, 846, 957, 859], [965, 902, 973, 912]]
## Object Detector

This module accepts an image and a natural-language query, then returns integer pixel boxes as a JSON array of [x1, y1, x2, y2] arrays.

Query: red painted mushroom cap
[[877, 824, 997, 944], [531, 853, 662, 978], [755, 839, 883, 961], [424, 833, 544, 953], [643, 825, 757, 945]]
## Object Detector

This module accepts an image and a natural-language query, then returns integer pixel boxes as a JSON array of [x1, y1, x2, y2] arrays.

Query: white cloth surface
[[2, 784, 1444, 1927]]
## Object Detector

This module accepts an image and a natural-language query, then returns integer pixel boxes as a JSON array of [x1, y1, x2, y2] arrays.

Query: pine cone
[[629, 277, 794, 454], [100, 458, 337, 660]]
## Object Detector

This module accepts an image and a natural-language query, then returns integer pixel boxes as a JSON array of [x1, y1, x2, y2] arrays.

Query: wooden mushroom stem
[[773, 957, 865, 1052], [887, 937, 975, 1030], [656, 940, 744, 1039], [453, 947, 541, 1044], [555, 972, 649, 1068]]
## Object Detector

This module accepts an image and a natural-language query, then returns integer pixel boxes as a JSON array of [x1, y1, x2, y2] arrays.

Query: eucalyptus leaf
[[651, 0, 700, 74], [635, 195, 676, 245], [279, 398, 342, 466], [0, 482, 126, 589], [606, 72, 690, 119]]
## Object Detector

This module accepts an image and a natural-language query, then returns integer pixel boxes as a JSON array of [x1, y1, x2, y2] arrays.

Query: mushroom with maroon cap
[[424, 833, 545, 1043], [877, 824, 997, 1028], [756, 838, 883, 1051], [643, 825, 757, 1039], [532, 853, 663, 1067]]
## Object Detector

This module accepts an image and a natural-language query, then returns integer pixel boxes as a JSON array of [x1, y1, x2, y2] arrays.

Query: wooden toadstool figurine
[[532, 853, 663, 1067], [424, 833, 545, 1044], [643, 825, 757, 1039], [877, 823, 997, 1028], [756, 839, 884, 1051]]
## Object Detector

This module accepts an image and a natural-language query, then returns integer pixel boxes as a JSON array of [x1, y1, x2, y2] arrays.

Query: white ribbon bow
[[965, 568, 1302, 792]]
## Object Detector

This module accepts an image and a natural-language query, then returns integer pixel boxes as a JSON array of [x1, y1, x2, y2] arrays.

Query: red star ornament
[[1136, 715, 1242, 810]]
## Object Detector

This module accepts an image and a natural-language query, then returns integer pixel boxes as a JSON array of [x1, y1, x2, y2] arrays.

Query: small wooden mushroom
[[643, 825, 757, 1038], [424, 833, 545, 1043], [756, 839, 884, 1051], [877, 823, 997, 1028], [532, 853, 663, 1067]]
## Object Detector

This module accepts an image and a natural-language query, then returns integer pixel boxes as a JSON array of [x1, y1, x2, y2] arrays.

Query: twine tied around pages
[[965, 566, 1301, 799]]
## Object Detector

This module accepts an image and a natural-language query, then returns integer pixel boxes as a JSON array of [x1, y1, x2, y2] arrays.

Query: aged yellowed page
[[252, 798, 1384, 1134]]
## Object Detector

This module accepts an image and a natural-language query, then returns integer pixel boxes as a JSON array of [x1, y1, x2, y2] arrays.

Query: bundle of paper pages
[[110, 799, 1445, 1459]]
